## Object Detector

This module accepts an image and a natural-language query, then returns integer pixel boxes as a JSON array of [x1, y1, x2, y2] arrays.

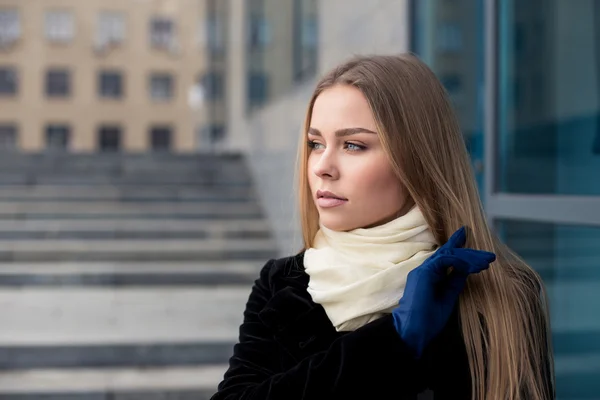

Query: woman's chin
[[319, 217, 359, 232]]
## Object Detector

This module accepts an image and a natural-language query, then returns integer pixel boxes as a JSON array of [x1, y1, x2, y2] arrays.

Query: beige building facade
[[0, 0, 225, 153], [0, 0, 324, 155]]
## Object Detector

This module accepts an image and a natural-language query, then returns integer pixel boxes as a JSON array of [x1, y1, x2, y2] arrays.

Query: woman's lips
[[315, 190, 347, 208], [316, 197, 347, 208]]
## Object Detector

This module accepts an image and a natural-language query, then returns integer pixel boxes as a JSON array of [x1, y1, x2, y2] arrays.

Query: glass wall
[[497, 0, 600, 195], [413, 1, 600, 397], [498, 220, 600, 398], [411, 0, 485, 192], [495, 1, 600, 395]]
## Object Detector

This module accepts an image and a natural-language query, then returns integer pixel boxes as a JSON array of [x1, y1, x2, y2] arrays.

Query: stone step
[[0, 366, 224, 400], [0, 192, 255, 203], [0, 214, 264, 221], [0, 220, 271, 240], [0, 394, 212, 400], [0, 153, 265, 400], [0, 153, 243, 167], [0, 152, 243, 167], [0, 219, 269, 232], [0, 202, 262, 217], [0, 231, 265, 240], [0, 185, 256, 201], [0, 203, 264, 220], [0, 261, 263, 287], [0, 165, 248, 176], [0, 175, 252, 186], [0, 167, 251, 181], [0, 260, 262, 274], [0, 342, 235, 370], [0, 239, 278, 261], [0, 285, 247, 349], [0, 197, 254, 204], [0, 160, 249, 171]]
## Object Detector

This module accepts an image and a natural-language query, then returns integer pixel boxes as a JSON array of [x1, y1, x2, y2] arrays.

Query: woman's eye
[[345, 142, 366, 152], [308, 140, 365, 152], [307, 140, 325, 150]]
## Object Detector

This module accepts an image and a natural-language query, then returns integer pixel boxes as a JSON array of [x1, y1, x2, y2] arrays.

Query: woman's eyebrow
[[308, 127, 377, 137]]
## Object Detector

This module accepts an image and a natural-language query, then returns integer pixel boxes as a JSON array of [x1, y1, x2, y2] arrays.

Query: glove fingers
[[443, 226, 467, 250], [427, 254, 471, 278], [453, 247, 495, 258], [435, 254, 491, 276], [452, 248, 496, 265]]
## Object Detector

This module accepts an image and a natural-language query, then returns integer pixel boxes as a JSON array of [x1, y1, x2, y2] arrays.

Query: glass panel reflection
[[411, 0, 485, 192], [497, 0, 600, 195], [498, 219, 600, 399]]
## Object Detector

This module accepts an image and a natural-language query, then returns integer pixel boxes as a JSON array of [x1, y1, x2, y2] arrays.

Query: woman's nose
[[312, 151, 339, 180]]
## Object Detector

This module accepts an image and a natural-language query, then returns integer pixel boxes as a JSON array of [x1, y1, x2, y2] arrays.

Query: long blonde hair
[[297, 54, 555, 399]]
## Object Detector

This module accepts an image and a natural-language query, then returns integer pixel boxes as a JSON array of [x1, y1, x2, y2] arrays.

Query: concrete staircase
[[0, 153, 278, 399]]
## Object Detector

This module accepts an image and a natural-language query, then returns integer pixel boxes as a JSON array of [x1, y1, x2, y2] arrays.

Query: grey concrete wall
[[239, 0, 411, 256]]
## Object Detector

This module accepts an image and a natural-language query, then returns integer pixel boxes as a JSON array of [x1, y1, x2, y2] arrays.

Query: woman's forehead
[[311, 86, 376, 131]]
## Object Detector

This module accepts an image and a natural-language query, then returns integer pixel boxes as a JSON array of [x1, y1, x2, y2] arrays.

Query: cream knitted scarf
[[304, 206, 438, 332]]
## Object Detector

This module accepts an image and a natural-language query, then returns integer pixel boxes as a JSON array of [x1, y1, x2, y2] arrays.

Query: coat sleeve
[[211, 260, 425, 400]]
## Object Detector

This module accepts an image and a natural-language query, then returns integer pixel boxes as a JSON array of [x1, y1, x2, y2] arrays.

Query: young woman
[[211, 54, 555, 400]]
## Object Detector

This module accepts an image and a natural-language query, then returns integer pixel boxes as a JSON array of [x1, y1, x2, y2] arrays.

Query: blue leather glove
[[392, 226, 496, 358]]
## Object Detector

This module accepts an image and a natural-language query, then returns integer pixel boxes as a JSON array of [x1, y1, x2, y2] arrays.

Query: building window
[[247, 71, 269, 108], [199, 71, 224, 101], [150, 126, 172, 151], [45, 10, 75, 43], [301, 17, 318, 50], [206, 17, 224, 55], [0, 124, 17, 151], [201, 0, 226, 57], [197, 124, 226, 150], [98, 125, 121, 152], [149, 73, 174, 101], [247, 15, 271, 51], [96, 12, 125, 49], [0, 9, 20, 48], [46, 69, 71, 97], [293, 0, 318, 82], [150, 17, 174, 48], [0, 67, 17, 96], [45, 124, 70, 151], [98, 70, 123, 99]]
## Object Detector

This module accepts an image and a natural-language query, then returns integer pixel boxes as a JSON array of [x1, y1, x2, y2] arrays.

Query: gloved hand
[[392, 226, 496, 358]]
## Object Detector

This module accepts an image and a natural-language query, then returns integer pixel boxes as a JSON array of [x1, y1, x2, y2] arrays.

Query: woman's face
[[307, 84, 412, 232]]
